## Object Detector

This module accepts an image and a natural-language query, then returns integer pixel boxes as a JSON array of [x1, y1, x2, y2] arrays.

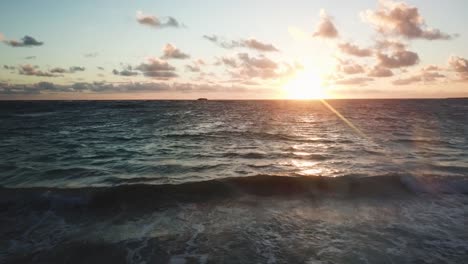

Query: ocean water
[[1, 99, 467, 263]]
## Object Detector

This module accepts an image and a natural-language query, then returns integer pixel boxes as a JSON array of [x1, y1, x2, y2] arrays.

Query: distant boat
[[197, 98, 208, 101]]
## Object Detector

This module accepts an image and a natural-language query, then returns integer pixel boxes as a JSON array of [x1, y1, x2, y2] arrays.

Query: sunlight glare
[[283, 70, 327, 99]]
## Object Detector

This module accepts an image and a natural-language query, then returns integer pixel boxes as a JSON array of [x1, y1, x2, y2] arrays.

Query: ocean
[[1, 99, 467, 263]]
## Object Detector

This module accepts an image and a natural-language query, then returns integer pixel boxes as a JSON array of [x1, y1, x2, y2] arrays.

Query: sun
[[283, 70, 327, 99]]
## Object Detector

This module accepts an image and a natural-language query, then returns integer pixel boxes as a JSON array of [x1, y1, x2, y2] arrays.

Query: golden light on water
[[283, 69, 327, 100]]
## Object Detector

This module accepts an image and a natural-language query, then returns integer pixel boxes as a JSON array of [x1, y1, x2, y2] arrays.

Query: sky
[[0, 0, 467, 99]]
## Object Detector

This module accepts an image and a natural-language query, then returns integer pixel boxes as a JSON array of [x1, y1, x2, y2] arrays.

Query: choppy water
[[1, 99, 468, 263]]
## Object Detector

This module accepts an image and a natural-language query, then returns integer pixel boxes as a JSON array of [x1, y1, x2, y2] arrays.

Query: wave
[[163, 131, 352, 144], [1, 174, 467, 212]]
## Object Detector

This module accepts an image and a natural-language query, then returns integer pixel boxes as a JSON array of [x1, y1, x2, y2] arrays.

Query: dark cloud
[[4, 35, 44, 47], [376, 49, 419, 68], [203, 35, 241, 49], [36, 81, 67, 92], [18, 65, 58, 77], [338, 42, 372, 57], [69, 66, 85, 73], [203, 35, 218, 42], [49, 66, 85, 74], [203, 35, 279, 52], [142, 71, 178, 79], [136, 11, 181, 28], [112, 64, 139, 76], [313, 10, 339, 39], [0, 83, 39, 95], [113, 69, 139, 76], [362, 0, 456, 40], [368, 65, 394, 77], [25, 56, 36, 60], [336, 59, 365, 75], [3, 65, 15, 70], [50, 67, 68, 73], [135, 58, 178, 80], [161, 44, 190, 59], [97, 67, 105, 70]]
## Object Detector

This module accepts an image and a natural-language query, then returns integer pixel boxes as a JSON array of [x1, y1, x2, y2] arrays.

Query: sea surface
[[1, 99, 467, 263]]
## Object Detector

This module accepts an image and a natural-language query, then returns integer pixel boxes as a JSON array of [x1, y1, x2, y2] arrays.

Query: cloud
[[217, 56, 238, 68], [422, 65, 441, 72], [113, 69, 139, 76], [448, 56, 468, 73], [185, 60, 205, 72], [0, 81, 273, 95], [335, 77, 374, 86], [25, 56, 36, 60], [0, 33, 3, 41], [313, 9, 339, 39], [336, 59, 365, 75], [392, 69, 446, 85], [0, 83, 40, 95], [338, 42, 372, 57], [368, 65, 394, 77], [376, 49, 419, 68], [36, 81, 68, 92], [112, 64, 138, 76], [4, 35, 44, 47], [238, 53, 277, 69], [203, 35, 241, 49], [185, 65, 201, 72], [50, 67, 68, 73], [135, 58, 178, 80], [374, 39, 419, 68], [448, 56, 468, 81], [84, 52, 98, 58], [161, 43, 190, 59], [136, 11, 180, 28], [3, 65, 15, 70], [362, 0, 456, 40], [241, 39, 279, 52], [195, 59, 206, 65], [225, 53, 298, 80], [18, 65, 58, 77], [203, 35, 218, 42], [392, 76, 421, 85], [97, 67, 105, 70], [49, 66, 85, 74], [203, 35, 279, 52], [69, 66, 85, 73], [375, 39, 407, 51]]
